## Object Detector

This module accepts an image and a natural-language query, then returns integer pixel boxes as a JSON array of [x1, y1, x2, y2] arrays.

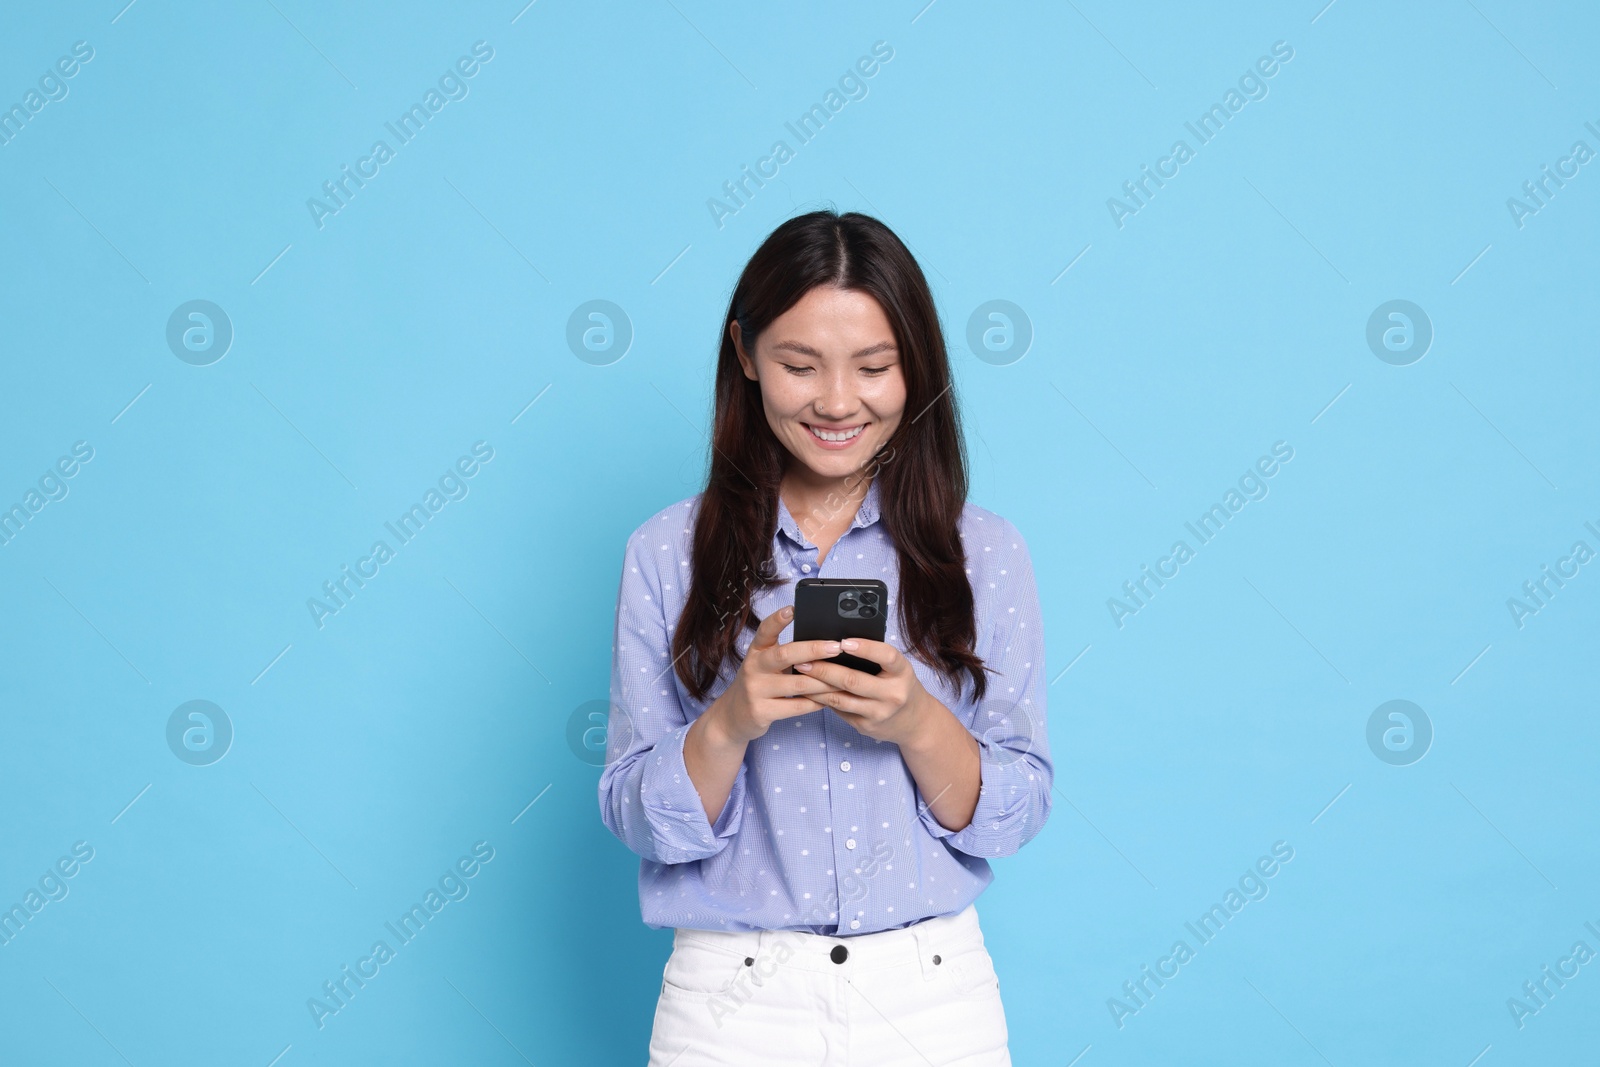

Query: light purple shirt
[[598, 478, 1052, 935]]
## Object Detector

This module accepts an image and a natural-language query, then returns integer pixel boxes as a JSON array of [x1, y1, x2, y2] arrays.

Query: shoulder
[[622, 494, 703, 576], [626, 493, 701, 545], [959, 501, 1030, 560], [958, 502, 1037, 602]]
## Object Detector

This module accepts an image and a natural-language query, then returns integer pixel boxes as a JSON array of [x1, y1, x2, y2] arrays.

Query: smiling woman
[[731, 284, 907, 563], [599, 210, 1050, 1066]]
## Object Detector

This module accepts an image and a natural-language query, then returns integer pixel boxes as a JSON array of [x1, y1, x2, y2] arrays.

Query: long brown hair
[[672, 210, 991, 705]]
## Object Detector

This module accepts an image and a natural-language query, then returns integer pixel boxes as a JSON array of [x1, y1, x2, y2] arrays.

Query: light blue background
[[1, 1, 1596, 1064]]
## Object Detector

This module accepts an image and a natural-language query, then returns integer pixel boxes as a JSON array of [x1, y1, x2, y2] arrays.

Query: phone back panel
[[791, 578, 889, 675]]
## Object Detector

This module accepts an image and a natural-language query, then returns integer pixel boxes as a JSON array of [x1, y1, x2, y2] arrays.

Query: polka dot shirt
[[597, 478, 1051, 935]]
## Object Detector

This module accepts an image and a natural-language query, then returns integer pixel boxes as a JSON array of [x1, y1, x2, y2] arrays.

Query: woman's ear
[[731, 320, 757, 380]]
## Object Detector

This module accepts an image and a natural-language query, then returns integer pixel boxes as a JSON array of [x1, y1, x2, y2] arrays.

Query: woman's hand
[[710, 606, 852, 746], [794, 639, 933, 747]]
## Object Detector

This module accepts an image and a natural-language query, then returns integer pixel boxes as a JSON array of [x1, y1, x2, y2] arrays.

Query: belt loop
[[752, 927, 771, 968], [913, 921, 938, 980]]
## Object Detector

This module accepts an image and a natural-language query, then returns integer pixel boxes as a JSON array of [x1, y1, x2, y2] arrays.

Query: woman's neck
[[780, 468, 872, 555]]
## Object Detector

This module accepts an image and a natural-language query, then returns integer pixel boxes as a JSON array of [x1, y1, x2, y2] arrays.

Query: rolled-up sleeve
[[598, 529, 749, 864], [917, 521, 1052, 858]]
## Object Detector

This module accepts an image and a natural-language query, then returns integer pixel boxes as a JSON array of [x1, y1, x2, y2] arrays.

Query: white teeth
[[809, 424, 865, 442]]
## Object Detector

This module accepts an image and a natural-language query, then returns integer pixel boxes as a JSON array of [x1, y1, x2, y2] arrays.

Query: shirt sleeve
[[597, 526, 749, 865], [916, 520, 1053, 858]]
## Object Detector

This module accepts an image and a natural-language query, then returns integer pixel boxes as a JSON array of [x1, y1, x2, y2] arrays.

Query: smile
[[806, 423, 866, 444]]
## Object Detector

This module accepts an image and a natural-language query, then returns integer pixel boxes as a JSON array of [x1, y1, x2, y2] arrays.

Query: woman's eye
[[780, 364, 892, 376]]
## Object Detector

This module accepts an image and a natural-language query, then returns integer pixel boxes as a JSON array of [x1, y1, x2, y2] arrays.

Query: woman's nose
[[815, 372, 856, 414]]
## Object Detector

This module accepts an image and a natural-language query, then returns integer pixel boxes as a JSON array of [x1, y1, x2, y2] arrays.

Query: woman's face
[[732, 285, 906, 483]]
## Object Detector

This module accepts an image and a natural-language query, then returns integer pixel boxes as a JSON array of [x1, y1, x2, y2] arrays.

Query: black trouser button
[[830, 944, 849, 964]]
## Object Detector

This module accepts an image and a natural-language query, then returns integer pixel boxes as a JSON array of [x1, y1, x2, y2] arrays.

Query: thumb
[[752, 604, 794, 651]]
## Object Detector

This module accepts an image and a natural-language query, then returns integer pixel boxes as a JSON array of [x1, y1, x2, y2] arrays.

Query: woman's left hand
[[795, 638, 932, 747]]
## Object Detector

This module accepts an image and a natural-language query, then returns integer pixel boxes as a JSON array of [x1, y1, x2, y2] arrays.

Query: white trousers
[[645, 902, 1010, 1066]]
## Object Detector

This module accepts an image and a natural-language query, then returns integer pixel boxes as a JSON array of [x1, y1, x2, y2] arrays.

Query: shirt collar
[[776, 477, 882, 549]]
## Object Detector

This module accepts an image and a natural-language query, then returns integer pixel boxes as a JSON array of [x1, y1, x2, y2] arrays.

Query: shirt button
[[801, 564, 812, 573], [840, 760, 851, 772], [845, 838, 856, 850], [849, 919, 860, 930]]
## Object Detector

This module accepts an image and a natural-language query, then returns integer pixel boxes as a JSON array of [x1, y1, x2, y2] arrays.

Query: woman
[[599, 210, 1051, 1066]]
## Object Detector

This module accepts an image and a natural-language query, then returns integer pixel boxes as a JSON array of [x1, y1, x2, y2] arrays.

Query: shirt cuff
[[639, 720, 748, 864], [916, 734, 1042, 858]]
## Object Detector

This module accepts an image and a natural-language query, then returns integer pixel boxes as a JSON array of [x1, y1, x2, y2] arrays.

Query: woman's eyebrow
[[770, 340, 897, 358]]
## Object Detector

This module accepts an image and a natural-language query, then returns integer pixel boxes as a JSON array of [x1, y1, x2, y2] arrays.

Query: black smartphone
[[788, 578, 889, 676]]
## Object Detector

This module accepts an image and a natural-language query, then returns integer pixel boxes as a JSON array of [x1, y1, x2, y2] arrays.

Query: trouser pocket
[[660, 940, 750, 1001], [940, 939, 1001, 998]]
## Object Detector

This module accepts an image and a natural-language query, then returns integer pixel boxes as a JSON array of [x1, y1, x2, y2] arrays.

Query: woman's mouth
[[805, 422, 866, 447]]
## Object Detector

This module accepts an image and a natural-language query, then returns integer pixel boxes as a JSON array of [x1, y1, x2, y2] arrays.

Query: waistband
[[674, 903, 984, 978]]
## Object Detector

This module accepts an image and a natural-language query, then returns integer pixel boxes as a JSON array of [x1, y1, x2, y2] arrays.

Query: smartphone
[[788, 578, 889, 676]]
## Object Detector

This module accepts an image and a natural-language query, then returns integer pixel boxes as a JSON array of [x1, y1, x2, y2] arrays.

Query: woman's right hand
[[711, 605, 845, 745]]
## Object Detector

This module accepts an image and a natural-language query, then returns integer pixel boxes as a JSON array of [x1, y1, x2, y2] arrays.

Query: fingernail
[[824, 642, 841, 653], [783, 606, 793, 617], [796, 662, 812, 671], [841, 639, 859, 650]]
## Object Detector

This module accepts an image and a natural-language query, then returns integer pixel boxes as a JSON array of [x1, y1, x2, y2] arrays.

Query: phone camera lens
[[840, 598, 858, 613], [861, 591, 879, 603], [859, 605, 876, 619]]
